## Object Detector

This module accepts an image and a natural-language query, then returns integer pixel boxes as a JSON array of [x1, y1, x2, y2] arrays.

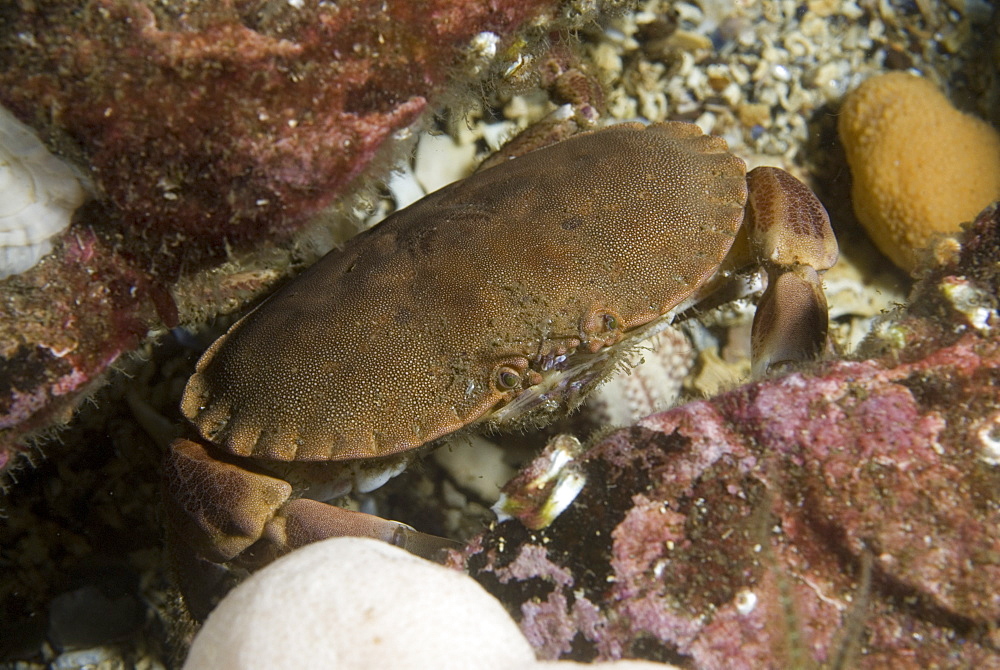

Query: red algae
[[0, 0, 561, 257], [0, 228, 160, 462]]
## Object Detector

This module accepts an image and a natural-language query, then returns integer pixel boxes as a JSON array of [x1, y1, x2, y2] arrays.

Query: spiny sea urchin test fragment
[[0, 105, 87, 279], [164, 123, 838, 615]]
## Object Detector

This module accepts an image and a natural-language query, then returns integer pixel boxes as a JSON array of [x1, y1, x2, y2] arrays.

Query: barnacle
[[0, 105, 87, 279], [492, 434, 587, 530]]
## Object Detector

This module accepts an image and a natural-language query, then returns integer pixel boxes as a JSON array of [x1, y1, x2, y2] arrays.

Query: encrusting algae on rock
[[838, 72, 1000, 273]]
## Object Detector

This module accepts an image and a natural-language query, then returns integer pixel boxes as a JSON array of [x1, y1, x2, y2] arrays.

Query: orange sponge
[[839, 72, 1000, 272]]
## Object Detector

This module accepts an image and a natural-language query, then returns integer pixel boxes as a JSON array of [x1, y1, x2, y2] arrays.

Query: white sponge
[[0, 105, 87, 278], [184, 538, 673, 670]]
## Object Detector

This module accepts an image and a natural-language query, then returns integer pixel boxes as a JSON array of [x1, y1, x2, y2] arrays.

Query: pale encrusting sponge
[[839, 72, 1000, 273], [0, 105, 87, 279], [183, 538, 671, 670]]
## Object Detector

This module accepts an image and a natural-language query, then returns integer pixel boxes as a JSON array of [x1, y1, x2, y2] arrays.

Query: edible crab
[[165, 122, 837, 611]]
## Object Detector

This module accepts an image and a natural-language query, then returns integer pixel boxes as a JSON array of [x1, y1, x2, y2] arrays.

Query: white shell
[[0, 105, 87, 279]]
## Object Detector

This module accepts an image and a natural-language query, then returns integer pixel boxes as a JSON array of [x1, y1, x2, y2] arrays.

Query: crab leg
[[165, 439, 458, 568]]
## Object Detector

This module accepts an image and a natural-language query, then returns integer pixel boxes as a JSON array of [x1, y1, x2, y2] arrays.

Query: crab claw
[[751, 265, 830, 376], [166, 438, 460, 564], [263, 498, 462, 562], [743, 166, 838, 376]]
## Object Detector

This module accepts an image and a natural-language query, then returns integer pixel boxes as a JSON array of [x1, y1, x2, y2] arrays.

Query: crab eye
[[495, 366, 521, 390], [603, 313, 620, 331]]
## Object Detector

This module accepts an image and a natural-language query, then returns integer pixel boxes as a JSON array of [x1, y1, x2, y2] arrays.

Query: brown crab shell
[[181, 122, 748, 462]]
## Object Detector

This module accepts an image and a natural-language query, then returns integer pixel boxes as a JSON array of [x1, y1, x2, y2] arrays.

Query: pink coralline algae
[[0, 0, 560, 256], [457, 206, 1000, 666], [0, 229, 162, 471]]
